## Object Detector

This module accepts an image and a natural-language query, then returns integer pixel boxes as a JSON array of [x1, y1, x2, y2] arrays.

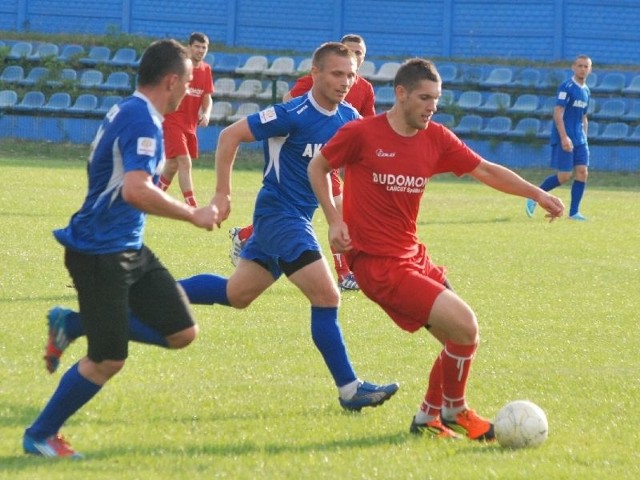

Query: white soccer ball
[[494, 400, 548, 448]]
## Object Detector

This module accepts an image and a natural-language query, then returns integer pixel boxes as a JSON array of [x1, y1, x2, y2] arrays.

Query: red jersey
[[321, 114, 483, 258], [289, 74, 376, 117], [164, 61, 214, 133]]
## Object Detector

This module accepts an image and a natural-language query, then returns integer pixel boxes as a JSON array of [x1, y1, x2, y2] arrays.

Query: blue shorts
[[241, 211, 321, 280], [551, 143, 589, 172]]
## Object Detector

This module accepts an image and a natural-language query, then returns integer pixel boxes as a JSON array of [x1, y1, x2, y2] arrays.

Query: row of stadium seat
[[2, 41, 140, 68], [0, 65, 132, 91]]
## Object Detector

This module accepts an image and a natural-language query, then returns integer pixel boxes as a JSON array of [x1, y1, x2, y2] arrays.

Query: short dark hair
[[189, 32, 209, 45], [137, 39, 189, 87], [394, 58, 441, 92], [340, 34, 365, 44], [312, 42, 356, 69]]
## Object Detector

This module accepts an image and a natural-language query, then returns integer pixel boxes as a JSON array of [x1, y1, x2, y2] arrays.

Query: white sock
[[414, 410, 436, 424], [338, 379, 361, 400], [442, 405, 467, 421]]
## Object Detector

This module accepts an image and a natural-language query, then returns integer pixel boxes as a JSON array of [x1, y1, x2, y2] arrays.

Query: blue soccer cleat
[[338, 272, 360, 291], [339, 381, 399, 411], [23, 432, 83, 458], [525, 199, 537, 218], [568, 212, 587, 221], [44, 306, 73, 374]]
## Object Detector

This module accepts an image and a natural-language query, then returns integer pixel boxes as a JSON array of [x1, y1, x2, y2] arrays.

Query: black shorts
[[64, 246, 195, 362]]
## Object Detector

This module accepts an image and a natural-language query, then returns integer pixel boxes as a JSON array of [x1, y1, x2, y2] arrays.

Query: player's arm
[[582, 113, 589, 139], [468, 159, 565, 221], [198, 93, 212, 127], [122, 170, 218, 230], [211, 118, 256, 222], [553, 105, 572, 151]]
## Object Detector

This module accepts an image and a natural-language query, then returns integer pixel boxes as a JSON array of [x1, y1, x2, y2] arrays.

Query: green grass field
[[1, 140, 639, 479]]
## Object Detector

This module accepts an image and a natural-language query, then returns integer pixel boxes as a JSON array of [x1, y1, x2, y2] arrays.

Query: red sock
[[183, 190, 197, 207], [331, 247, 350, 278], [441, 341, 477, 409], [158, 175, 171, 191], [420, 354, 443, 416], [238, 225, 254, 241]]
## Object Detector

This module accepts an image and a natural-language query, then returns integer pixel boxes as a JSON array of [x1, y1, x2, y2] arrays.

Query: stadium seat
[[374, 86, 395, 106], [13, 91, 46, 112], [227, 102, 260, 122], [537, 120, 553, 139], [480, 116, 512, 136], [587, 121, 600, 138], [622, 75, 640, 95], [230, 79, 264, 99], [294, 58, 312, 75], [585, 72, 598, 90], [204, 53, 215, 66], [28, 42, 59, 62], [477, 92, 511, 112], [40, 92, 72, 112], [95, 95, 122, 115], [623, 125, 640, 143], [58, 44, 85, 62], [0, 89, 19, 110], [513, 68, 541, 88], [432, 113, 455, 128], [368, 62, 401, 83], [622, 100, 640, 121], [6, 41, 33, 61], [540, 96, 558, 115], [213, 54, 241, 74], [591, 98, 626, 120], [46, 68, 77, 87], [440, 89, 455, 107], [438, 64, 459, 85], [209, 101, 233, 122], [509, 94, 539, 114], [455, 90, 483, 111], [459, 65, 484, 86], [479, 67, 513, 88], [592, 72, 626, 93], [357, 60, 376, 79], [597, 122, 629, 141], [79, 46, 111, 66], [538, 69, 567, 90], [107, 47, 138, 68], [509, 117, 541, 138], [263, 56, 295, 77], [66, 94, 99, 114], [235, 55, 269, 75], [0, 65, 25, 85], [587, 98, 597, 116], [212, 77, 237, 98], [79, 69, 104, 89], [100, 71, 132, 92], [257, 80, 290, 101], [452, 114, 483, 135], [19, 67, 50, 87]]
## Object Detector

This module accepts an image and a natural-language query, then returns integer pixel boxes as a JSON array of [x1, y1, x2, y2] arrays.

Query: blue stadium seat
[[509, 94, 539, 114], [100, 71, 132, 92], [537, 120, 553, 139], [592, 72, 626, 94], [264, 56, 295, 77], [586, 72, 598, 90], [6, 41, 32, 60], [509, 117, 541, 138], [456, 90, 483, 110], [597, 122, 629, 141], [358, 60, 376, 79], [79, 46, 111, 66], [40, 92, 72, 112], [440, 89, 456, 107], [432, 113, 455, 128], [0, 89, 19, 110], [79, 69, 104, 89], [622, 100, 640, 121], [95, 95, 122, 115], [0, 66, 25, 84], [46, 68, 78, 87], [538, 69, 567, 90], [438, 64, 459, 85], [453, 114, 483, 135], [477, 92, 511, 112], [212, 77, 237, 98], [480, 116, 512, 136], [28, 42, 59, 62], [540, 96, 558, 116], [209, 101, 233, 122], [623, 75, 640, 95], [479, 67, 513, 88], [230, 79, 264, 99], [213, 54, 241, 74], [58, 44, 85, 62], [227, 102, 260, 122], [66, 94, 99, 114], [459, 65, 484, 86], [368, 62, 401, 83], [513, 68, 541, 88], [107, 48, 138, 68], [235, 55, 269, 75], [623, 125, 640, 143], [587, 121, 600, 138], [375, 86, 395, 106], [19, 67, 50, 87], [591, 99, 626, 120], [13, 91, 46, 112]]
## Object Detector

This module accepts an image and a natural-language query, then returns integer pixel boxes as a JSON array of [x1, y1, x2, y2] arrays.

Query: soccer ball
[[494, 400, 548, 448]]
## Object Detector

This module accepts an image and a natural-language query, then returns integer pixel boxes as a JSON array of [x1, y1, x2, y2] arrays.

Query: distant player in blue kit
[[23, 39, 219, 458], [526, 55, 593, 221]]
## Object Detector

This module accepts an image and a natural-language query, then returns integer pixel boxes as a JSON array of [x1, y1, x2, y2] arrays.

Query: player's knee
[[557, 172, 572, 184], [167, 325, 198, 349]]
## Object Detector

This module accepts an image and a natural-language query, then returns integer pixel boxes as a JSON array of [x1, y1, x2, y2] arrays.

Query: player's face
[[189, 40, 209, 65], [343, 40, 366, 69], [311, 54, 357, 110], [167, 59, 193, 114], [398, 79, 441, 131], [572, 58, 592, 82]]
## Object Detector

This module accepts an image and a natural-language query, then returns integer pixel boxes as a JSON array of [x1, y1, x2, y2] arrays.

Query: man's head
[[310, 42, 357, 110], [392, 58, 442, 131], [572, 55, 592, 83], [188, 32, 209, 65], [340, 33, 366, 69], [137, 39, 193, 114]]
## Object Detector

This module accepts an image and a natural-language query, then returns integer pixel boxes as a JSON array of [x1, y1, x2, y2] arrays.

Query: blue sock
[[128, 313, 169, 347], [178, 274, 230, 305], [25, 362, 101, 440], [310, 306, 357, 387], [570, 180, 586, 216], [539, 174, 561, 192]]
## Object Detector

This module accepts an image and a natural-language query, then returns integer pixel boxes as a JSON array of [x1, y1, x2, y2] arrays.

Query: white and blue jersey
[[550, 77, 590, 146], [54, 92, 165, 254]]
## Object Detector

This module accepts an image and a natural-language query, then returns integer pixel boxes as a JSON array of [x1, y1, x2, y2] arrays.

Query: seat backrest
[[24, 66, 49, 81], [454, 114, 483, 133], [1, 65, 25, 82], [31, 43, 59, 59], [59, 44, 85, 61], [456, 90, 482, 109], [438, 64, 459, 83], [69, 94, 98, 111], [80, 69, 104, 87], [482, 67, 513, 85], [514, 68, 541, 87], [214, 54, 241, 73], [19, 91, 46, 108], [267, 57, 295, 73], [358, 61, 376, 78], [236, 55, 268, 73], [43, 92, 72, 109], [511, 94, 539, 112], [484, 116, 512, 133], [8, 41, 32, 59], [296, 58, 312, 73], [514, 117, 541, 134], [213, 77, 236, 95], [482, 92, 511, 110], [0, 90, 19, 108], [600, 122, 629, 139]]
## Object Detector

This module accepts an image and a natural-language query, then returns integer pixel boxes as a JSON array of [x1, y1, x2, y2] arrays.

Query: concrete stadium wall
[[2, 0, 640, 65]]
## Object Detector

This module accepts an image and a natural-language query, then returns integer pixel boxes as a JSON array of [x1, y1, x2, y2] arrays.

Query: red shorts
[[350, 244, 447, 333], [163, 123, 198, 159], [331, 169, 342, 198]]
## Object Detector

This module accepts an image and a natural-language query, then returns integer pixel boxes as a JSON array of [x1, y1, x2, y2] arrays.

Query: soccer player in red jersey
[[230, 34, 375, 291], [159, 32, 214, 207], [309, 58, 565, 440]]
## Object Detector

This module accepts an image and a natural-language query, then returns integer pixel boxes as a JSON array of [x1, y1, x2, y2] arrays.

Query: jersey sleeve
[[246, 104, 292, 140], [321, 121, 362, 169], [555, 81, 571, 108], [289, 75, 313, 98], [433, 126, 483, 177], [117, 118, 162, 175]]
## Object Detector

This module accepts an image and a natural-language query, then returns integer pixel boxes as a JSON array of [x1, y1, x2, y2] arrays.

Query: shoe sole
[[340, 387, 399, 412]]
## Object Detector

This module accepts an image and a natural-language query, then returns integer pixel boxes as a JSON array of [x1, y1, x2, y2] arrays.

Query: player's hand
[[561, 136, 573, 152], [210, 192, 231, 226], [328, 221, 352, 253], [537, 192, 565, 222], [198, 115, 210, 127], [192, 204, 220, 231]]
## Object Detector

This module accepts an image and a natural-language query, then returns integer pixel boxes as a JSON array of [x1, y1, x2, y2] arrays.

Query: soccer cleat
[[228, 227, 245, 267], [44, 307, 74, 374], [338, 272, 360, 291], [442, 408, 495, 441], [568, 212, 587, 221], [23, 433, 83, 458], [339, 381, 399, 411], [409, 415, 461, 439], [525, 199, 537, 218]]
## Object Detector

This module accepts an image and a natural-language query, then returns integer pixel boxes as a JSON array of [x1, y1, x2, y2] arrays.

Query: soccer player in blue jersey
[[526, 55, 593, 221], [23, 39, 219, 458]]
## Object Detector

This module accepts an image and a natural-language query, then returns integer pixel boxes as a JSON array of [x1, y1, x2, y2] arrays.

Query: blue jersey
[[550, 77, 590, 146], [54, 92, 165, 254], [246, 93, 360, 221]]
